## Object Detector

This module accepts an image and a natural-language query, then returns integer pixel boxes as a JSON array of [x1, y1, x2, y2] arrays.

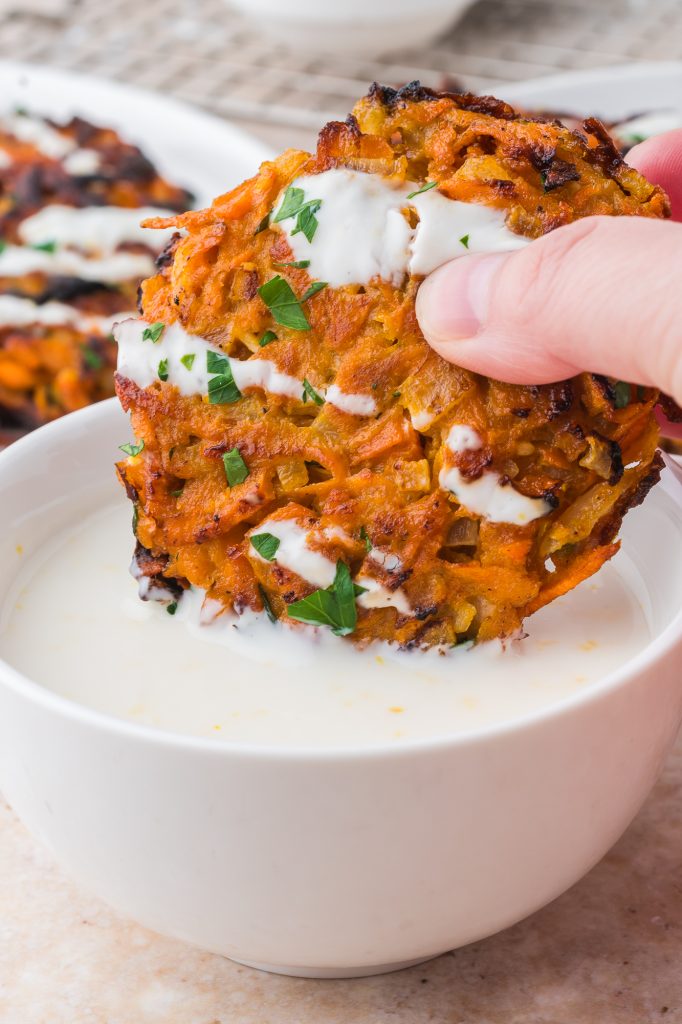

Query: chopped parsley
[[31, 240, 57, 253], [406, 181, 438, 200], [274, 185, 323, 242], [288, 561, 365, 637], [180, 353, 196, 370], [359, 525, 372, 553], [258, 275, 311, 330], [254, 211, 271, 235], [0, 239, 7, 254], [251, 532, 280, 561], [132, 504, 139, 534], [393, 390, 401, 399], [158, 357, 169, 382], [614, 381, 631, 409], [258, 583, 278, 623], [142, 321, 165, 344], [302, 377, 324, 406], [222, 447, 249, 486], [119, 438, 145, 457], [258, 330, 278, 347], [459, 234, 470, 248], [81, 346, 103, 371], [166, 602, 178, 615], [301, 281, 327, 302], [273, 259, 311, 269], [206, 350, 241, 404]]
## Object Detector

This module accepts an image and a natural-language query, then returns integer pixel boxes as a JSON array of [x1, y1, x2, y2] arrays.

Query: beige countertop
[[1, 733, 681, 1023]]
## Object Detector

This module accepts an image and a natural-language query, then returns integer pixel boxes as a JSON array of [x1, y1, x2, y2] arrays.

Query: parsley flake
[[275, 186, 305, 222], [119, 438, 144, 457], [614, 381, 631, 409], [302, 378, 324, 406], [274, 185, 323, 242], [166, 602, 178, 616], [406, 181, 438, 200], [180, 353, 195, 370], [158, 357, 169, 382], [0, 239, 7, 254], [222, 447, 249, 486], [258, 583, 278, 623], [31, 240, 57, 253], [254, 211, 271, 235], [359, 525, 372, 553], [273, 259, 311, 269], [258, 275, 310, 331], [251, 532, 280, 561], [142, 321, 165, 344], [206, 350, 241, 404], [258, 330, 278, 347], [81, 346, 103, 371], [288, 561, 365, 637], [459, 234, 470, 248], [301, 281, 327, 302]]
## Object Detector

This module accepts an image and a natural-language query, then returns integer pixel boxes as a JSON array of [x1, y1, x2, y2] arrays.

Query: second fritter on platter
[[115, 82, 669, 648], [0, 110, 191, 430]]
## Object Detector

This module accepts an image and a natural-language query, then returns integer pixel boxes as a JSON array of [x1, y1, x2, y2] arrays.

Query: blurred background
[[2, 0, 682, 151]]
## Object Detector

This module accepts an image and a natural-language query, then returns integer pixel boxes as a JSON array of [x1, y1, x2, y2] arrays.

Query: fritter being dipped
[[115, 82, 668, 648], [0, 110, 192, 429]]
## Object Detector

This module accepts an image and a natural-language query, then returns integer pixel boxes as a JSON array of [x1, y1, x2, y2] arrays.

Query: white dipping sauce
[[0, 501, 651, 749], [274, 168, 529, 287]]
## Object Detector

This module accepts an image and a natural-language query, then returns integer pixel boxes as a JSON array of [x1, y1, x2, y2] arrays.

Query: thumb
[[416, 215, 682, 405]]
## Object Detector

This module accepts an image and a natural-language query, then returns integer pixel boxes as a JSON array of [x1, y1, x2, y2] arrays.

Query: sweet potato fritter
[[0, 111, 192, 429], [115, 82, 668, 647]]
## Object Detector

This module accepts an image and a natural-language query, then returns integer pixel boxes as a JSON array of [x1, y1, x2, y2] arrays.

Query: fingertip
[[627, 129, 682, 221], [415, 252, 508, 349]]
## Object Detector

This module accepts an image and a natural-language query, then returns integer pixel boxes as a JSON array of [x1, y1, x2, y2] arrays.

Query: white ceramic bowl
[[1, 399, 682, 978], [226, 0, 473, 56]]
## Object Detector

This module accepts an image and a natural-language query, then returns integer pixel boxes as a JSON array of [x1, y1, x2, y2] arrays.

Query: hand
[[416, 130, 682, 406]]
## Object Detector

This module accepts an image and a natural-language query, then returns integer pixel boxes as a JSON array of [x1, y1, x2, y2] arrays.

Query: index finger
[[627, 129, 682, 221]]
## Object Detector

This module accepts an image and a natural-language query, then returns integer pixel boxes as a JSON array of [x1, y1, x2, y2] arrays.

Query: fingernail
[[416, 252, 509, 344]]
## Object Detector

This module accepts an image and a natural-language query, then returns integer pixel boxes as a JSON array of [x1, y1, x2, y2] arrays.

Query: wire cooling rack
[[2, 0, 682, 144]]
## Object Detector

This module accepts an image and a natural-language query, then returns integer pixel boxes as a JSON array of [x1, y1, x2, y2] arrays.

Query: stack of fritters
[[116, 83, 669, 647], [0, 110, 191, 429]]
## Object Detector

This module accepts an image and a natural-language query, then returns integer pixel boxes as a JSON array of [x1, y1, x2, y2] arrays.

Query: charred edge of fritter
[[131, 540, 188, 602], [658, 393, 682, 423], [367, 81, 518, 121], [365, 81, 640, 191], [0, 401, 42, 431], [581, 116, 626, 180], [156, 232, 183, 271], [594, 452, 664, 546], [3, 276, 124, 305]]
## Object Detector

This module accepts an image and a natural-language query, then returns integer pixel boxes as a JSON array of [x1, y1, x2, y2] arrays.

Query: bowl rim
[[0, 397, 681, 763]]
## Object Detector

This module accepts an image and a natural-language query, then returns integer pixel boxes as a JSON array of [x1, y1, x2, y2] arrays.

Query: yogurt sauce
[[0, 501, 652, 749], [115, 318, 383, 416], [18, 205, 175, 254], [0, 243, 155, 283], [0, 294, 130, 333], [440, 424, 552, 525], [274, 168, 530, 286]]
